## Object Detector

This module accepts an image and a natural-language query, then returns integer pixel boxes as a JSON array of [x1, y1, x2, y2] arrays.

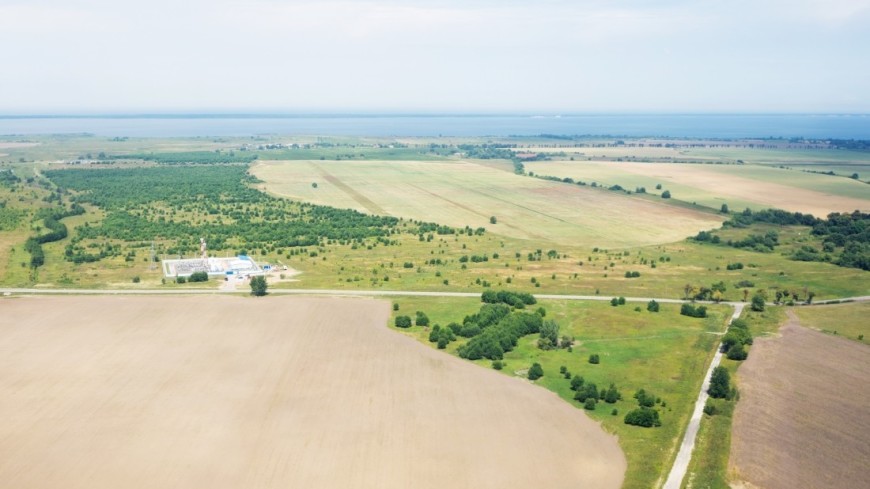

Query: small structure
[[162, 255, 263, 279]]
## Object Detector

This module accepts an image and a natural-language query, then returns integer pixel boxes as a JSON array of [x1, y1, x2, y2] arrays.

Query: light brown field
[[0, 142, 40, 149], [0, 295, 625, 489], [730, 311, 870, 489], [252, 159, 723, 248], [528, 161, 869, 216]]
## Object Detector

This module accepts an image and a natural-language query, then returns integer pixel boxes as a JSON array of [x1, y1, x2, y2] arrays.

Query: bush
[[574, 383, 599, 402], [189, 271, 208, 282], [751, 294, 766, 311], [624, 407, 661, 427], [132, 276, 140, 283], [395, 315, 412, 328], [492, 360, 503, 370], [635, 389, 656, 408], [708, 366, 730, 399], [584, 398, 597, 410], [680, 303, 707, 318], [726, 342, 748, 360], [528, 362, 544, 380], [588, 354, 600, 364], [661, 190, 671, 199], [176, 276, 186, 284], [415, 311, 430, 327], [647, 299, 659, 312], [393, 303, 399, 311], [570, 375, 585, 391]]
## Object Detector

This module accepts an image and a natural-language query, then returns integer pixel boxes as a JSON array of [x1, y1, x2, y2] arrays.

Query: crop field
[[729, 312, 870, 489], [526, 161, 869, 216], [252, 159, 724, 248], [0, 295, 624, 489], [388, 296, 730, 489]]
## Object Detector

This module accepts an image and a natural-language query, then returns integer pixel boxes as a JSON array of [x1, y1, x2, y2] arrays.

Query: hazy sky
[[1, 0, 869, 113]]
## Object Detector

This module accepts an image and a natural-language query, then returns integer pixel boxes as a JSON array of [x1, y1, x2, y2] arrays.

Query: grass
[[252, 159, 724, 248], [792, 301, 870, 344], [388, 296, 732, 489]]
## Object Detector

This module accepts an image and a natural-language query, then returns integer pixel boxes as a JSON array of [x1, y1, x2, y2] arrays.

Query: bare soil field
[[0, 295, 625, 489], [528, 161, 869, 215], [730, 311, 870, 489], [252, 159, 723, 248]]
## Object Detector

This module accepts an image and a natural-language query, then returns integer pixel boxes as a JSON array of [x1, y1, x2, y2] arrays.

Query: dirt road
[[0, 295, 625, 489]]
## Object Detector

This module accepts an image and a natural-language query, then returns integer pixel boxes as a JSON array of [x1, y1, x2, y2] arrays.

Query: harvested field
[[730, 311, 870, 489], [527, 161, 870, 215], [252, 159, 723, 248], [0, 295, 625, 489]]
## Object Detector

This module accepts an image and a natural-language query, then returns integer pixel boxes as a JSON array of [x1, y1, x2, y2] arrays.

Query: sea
[[0, 114, 868, 139]]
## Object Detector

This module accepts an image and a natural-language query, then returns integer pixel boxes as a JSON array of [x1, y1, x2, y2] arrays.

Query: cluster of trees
[[623, 389, 663, 427], [188, 271, 208, 282], [457, 309, 544, 360], [538, 319, 571, 350], [112, 151, 258, 164], [721, 319, 752, 360], [24, 205, 85, 269], [680, 303, 708, 318], [624, 271, 641, 278], [250, 276, 267, 296], [43, 166, 449, 262], [428, 324, 457, 349], [481, 290, 537, 308], [0, 169, 20, 186], [810, 211, 869, 270], [610, 297, 626, 306], [572, 378, 621, 411], [685, 281, 727, 302]]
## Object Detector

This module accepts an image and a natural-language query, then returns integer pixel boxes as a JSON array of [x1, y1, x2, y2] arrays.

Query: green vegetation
[[111, 150, 258, 164], [250, 276, 267, 296]]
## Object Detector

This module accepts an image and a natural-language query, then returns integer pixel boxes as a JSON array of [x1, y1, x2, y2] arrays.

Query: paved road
[[661, 303, 744, 489]]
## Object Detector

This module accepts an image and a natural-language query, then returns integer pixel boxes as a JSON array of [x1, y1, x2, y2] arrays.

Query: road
[[661, 303, 744, 489]]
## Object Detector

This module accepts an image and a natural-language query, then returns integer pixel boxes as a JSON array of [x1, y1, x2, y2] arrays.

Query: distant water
[[0, 114, 868, 139]]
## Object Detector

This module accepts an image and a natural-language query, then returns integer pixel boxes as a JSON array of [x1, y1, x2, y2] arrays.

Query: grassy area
[[792, 301, 870, 344], [388, 296, 732, 489]]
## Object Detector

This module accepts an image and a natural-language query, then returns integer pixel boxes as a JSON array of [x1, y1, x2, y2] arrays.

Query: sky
[[1, 0, 869, 113]]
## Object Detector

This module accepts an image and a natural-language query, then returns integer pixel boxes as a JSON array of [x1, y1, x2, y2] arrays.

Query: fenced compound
[[162, 255, 262, 278]]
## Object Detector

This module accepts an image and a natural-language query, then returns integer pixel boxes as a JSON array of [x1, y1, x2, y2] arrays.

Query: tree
[[570, 375, 585, 391], [751, 294, 766, 312], [647, 299, 660, 312], [588, 354, 600, 364], [395, 315, 412, 328], [604, 384, 620, 403], [538, 319, 559, 350], [708, 366, 730, 399], [189, 271, 208, 282], [528, 362, 544, 380], [720, 203, 729, 214], [490, 216, 497, 224], [584, 398, 597, 410], [250, 276, 267, 296], [661, 190, 671, 199]]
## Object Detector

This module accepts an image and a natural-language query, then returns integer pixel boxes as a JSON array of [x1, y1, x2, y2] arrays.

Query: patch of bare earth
[[0, 296, 624, 489], [730, 311, 870, 489]]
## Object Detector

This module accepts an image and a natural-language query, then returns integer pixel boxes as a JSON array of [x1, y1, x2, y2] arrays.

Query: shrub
[[661, 190, 671, 199], [624, 407, 661, 427], [570, 375, 585, 391], [176, 276, 186, 284], [189, 271, 208, 282], [588, 354, 600, 364], [393, 303, 399, 311], [132, 276, 140, 283], [751, 294, 766, 311], [415, 311, 430, 327], [635, 389, 656, 408], [647, 299, 659, 312], [584, 398, 597, 410], [708, 366, 730, 399], [528, 362, 544, 380], [726, 342, 748, 360], [492, 360, 503, 370], [395, 315, 412, 328], [680, 303, 707, 318]]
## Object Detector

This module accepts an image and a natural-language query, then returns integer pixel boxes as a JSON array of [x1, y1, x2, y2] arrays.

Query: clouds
[[0, 0, 867, 112]]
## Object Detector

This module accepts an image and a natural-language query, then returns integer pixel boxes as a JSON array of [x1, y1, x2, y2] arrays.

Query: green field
[[252, 159, 725, 248], [792, 301, 870, 343], [388, 296, 731, 489]]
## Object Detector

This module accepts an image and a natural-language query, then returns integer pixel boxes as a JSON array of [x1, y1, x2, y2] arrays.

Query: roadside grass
[[389, 296, 731, 489], [791, 301, 870, 344]]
